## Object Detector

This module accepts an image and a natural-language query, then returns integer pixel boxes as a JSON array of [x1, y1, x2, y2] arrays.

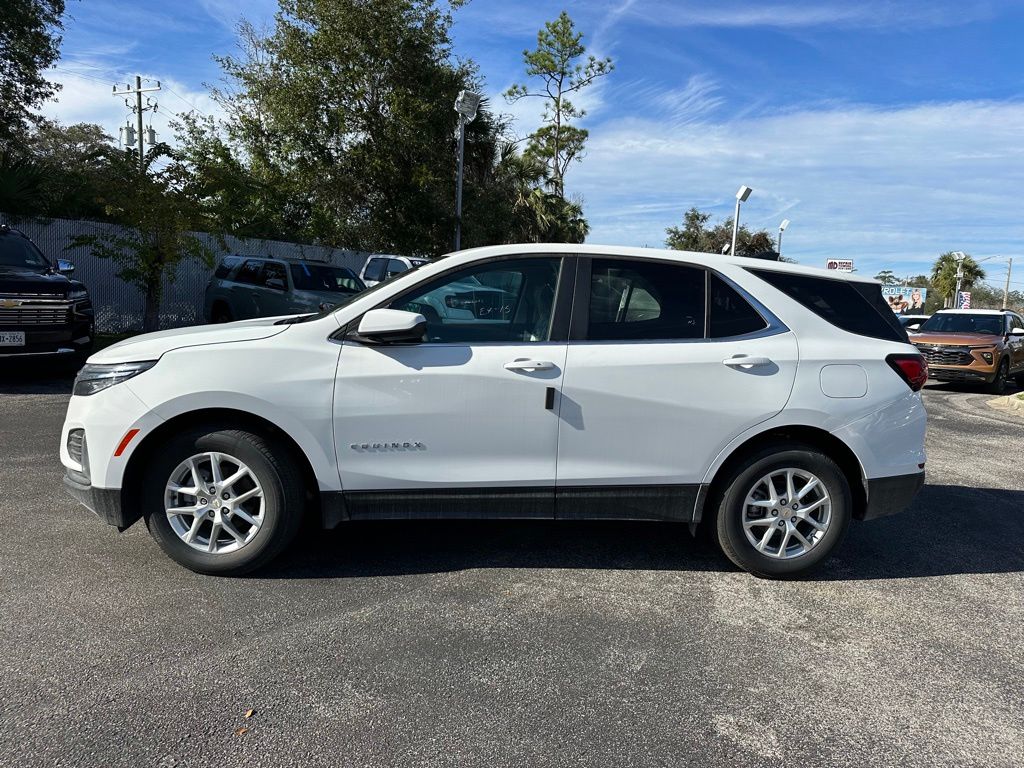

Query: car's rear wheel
[[143, 428, 304, 575], [712, 444, 852, 578], [211, 304, 233, 323], [987, 358, 1009, 394]]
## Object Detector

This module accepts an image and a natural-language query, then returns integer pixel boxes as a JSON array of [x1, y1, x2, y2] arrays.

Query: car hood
[[0, 269, 84, 296], [89, 316, 292, 364], [909, 331, 1002, 346]]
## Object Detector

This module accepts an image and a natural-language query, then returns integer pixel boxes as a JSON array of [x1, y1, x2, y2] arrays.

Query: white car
[[359, 254, 429, 287], [61, 244, 927, 578]]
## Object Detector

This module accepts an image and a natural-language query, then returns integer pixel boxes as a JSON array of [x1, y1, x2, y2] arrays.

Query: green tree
[[0, 0, 65, 152], [504, 11, 613, 199], [665, 206, 776, 257], [930, 251, 985, 309], [874, 269, 900, 285], [70, 146, 212, 331]]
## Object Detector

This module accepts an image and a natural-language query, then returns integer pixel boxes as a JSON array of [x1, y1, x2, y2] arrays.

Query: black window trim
[[569, 254, 787, 344], [339, 253, 576, 346]]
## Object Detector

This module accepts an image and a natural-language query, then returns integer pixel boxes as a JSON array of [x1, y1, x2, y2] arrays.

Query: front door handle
[[504, 359, 555, 372], [723, 356, 773, 368]]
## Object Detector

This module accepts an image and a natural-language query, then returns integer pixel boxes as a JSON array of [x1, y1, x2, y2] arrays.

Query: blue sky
[[44, 0, 1024, 290]]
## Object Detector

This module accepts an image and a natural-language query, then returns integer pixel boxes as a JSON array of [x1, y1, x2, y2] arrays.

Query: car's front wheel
[[987, 358, 1009, 394], [712, 444, 852, 578], [143, 427, 304, 575]]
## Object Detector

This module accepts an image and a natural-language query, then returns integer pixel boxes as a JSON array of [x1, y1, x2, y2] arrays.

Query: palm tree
[[931, 252, 986, 308]]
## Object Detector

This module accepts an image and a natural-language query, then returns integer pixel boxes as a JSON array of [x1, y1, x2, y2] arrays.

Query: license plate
[[0, 331, 26, 346]]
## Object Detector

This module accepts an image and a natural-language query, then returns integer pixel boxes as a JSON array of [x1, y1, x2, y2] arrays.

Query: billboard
[[826, 259, 854, 272], [882, 286, 928, 314]]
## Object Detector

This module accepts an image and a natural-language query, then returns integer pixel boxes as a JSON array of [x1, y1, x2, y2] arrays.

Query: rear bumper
[[63, 473, 128, 528], [860, 471, 925, 521]]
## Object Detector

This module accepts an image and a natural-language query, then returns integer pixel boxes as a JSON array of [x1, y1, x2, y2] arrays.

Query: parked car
[[909, 308, 1024, 392], [359, 254, 429, 287], [898, 314, 930, 331], [62, 244, 927, 578], [204, 255, 365, 322], [0, 224, 93, 365]]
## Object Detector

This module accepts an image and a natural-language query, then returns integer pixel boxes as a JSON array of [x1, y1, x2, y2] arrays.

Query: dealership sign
[[882, 286, 928, 314], [825, 259, 854, 272]]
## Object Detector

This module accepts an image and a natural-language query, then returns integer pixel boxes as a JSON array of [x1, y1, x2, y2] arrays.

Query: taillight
[[886, 353, 928, 391]]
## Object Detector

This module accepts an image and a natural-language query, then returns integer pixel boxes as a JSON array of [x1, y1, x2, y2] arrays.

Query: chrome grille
[[0, 302, 72, 325], [914, 345, 974, 366]]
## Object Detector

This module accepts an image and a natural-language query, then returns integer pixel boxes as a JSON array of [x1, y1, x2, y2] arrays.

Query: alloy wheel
[[164, 452, 265, 554], [741, 467, 832, 560]]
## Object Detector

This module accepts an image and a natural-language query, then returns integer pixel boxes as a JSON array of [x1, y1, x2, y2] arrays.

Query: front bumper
[[860, 471, 925, 521], [0, 318, 93, 358], [928, 365, 995, 383], [63, 472, 128, 528]]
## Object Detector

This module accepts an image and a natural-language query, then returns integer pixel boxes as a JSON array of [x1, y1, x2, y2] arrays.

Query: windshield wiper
[[274, 313, 317, 325]]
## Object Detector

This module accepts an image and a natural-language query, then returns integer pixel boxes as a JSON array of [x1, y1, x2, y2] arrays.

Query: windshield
[[289, 263, 365, 293], [919, 313, 1004, 335], [0, 233, 50, 271]]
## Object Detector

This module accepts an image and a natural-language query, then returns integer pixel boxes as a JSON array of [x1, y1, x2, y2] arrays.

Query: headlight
[[73, 361, 157, 396], [68, 289, 89, 301]]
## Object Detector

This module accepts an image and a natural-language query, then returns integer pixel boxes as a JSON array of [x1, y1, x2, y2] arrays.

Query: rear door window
[[261, 261, 287, 288], [709, 274, 768, 338], [750, 270, 906, 342], [587, 259, 705, 341]]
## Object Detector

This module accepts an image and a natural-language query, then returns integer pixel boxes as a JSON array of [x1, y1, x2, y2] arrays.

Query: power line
[[162, 86, 209, 117]]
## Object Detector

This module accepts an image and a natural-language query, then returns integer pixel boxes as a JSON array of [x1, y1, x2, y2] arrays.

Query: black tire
[[211, 304, 233, 323], [711, 443, 852, 578], [143, 428, 304, 575], [986, 358, 1009, 395]]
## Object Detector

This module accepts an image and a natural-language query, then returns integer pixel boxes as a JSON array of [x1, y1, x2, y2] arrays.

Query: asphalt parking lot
[[1, 369, 1022, 768]]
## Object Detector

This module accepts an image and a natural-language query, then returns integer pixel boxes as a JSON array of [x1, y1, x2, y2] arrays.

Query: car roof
[[933, 308, 1010, 315], [443, 242, 881, 284], [226, 254, 344, 266]]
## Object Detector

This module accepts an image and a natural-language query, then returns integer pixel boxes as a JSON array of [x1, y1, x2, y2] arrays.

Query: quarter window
[[364, 258, 388, 281], [386, 259, 409, 279], [390, 258, 561, 343], [587, 259, 705, 341]]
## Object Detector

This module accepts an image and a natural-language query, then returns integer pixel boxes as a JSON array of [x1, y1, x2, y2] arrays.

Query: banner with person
[[882, 286, 928, 314]]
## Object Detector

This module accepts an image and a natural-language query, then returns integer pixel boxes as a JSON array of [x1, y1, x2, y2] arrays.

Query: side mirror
[[907, 323, 920, 332], [356, 309, 426, 344], [56, 259, 75, 276], [266, 277, 286, 291], [1011, 327, 1024, 336]]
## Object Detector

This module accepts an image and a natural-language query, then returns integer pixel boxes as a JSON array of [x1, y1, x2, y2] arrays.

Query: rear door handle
[[723, 356, 773, 368], [504, 359, 555, 371]]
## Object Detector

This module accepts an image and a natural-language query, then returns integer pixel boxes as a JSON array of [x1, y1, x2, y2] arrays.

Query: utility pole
[[1004, 257, 1013, 309], [952, 251, 967, 309], [113, 77, 161, 174]]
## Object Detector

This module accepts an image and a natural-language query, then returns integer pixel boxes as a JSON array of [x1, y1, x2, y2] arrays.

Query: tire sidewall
[[716, 446, 852, 578], [144, 429, 291, 575]]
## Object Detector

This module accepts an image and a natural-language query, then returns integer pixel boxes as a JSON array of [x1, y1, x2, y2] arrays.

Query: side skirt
[[321, 484, 704, 528]]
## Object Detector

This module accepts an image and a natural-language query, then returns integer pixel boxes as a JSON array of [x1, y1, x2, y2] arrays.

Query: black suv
[[0, 225, 94, 364]]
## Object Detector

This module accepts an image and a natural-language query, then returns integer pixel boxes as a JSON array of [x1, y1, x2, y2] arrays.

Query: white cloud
[[571, 99, 1024, 275], [621, 0, 998, 29]]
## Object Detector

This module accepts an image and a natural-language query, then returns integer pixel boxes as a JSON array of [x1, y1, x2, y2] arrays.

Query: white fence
[[1, 214, 371, 333]]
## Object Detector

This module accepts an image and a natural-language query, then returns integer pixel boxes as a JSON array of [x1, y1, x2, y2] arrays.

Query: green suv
[[204, 255, 366, 322]]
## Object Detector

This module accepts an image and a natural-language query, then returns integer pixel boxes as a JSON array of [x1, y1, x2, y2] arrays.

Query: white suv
[[359, 254, 429, 286], [61, 244, 927, 578]]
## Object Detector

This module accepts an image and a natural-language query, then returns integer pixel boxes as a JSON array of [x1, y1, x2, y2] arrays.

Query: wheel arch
[[698, 425, 867, 524], [119, 407, 321, 530]]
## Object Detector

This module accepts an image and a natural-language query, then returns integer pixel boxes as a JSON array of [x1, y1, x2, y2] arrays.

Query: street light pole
[[731, 185, 753, 258], [1004, 257, 1013, 309], [454, 112, 466, 251], [952, 251, 966, 308], [778, 219, 790, 259], [453, 90, 482, 252]]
